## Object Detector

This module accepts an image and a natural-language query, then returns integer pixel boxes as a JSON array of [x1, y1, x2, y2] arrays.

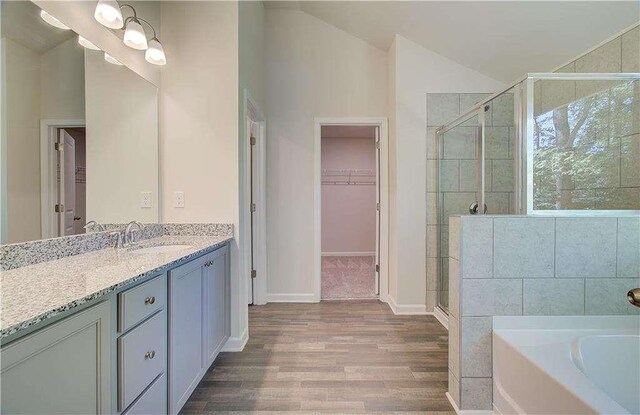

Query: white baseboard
[[221, 327, 248, 352], [446, 392, 494, 415], [266, 293, 317, 303], [386, 295, 429, 315], [433, 306, 449, 330], [321, 252, 375, 257]]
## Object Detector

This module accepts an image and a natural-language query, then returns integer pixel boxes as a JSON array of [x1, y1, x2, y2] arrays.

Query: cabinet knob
[[144, 296, 156, 305], [145, 350, 156, 360]]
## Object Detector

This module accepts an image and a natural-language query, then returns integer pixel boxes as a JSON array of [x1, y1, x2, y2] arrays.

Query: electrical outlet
[[174, 191, 185, 208], [140, 191, 152, 208]]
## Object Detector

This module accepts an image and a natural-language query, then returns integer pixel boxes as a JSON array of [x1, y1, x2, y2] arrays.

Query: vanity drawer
[[122, 373, 167, 415], [119, 274, 166, 332], [118, 310, 166, 411]]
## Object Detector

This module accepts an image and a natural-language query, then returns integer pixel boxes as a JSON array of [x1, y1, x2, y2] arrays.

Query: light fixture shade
[[94, 0, 123, 29], [145, 39, 166, 66], [40, 10, 70, 30], [78, 35, 100, 51], [123, 19, 148, 50], [104, 52, 123, 66]]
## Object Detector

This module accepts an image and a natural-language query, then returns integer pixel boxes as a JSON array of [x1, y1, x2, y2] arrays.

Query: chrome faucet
[[628, 288, 640, 308], [124, 221, 144, 246], [84, 220, 106, 232]]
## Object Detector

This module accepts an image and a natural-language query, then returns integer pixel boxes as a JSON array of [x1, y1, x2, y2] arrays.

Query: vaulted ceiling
[[265, 1, 639, 83]]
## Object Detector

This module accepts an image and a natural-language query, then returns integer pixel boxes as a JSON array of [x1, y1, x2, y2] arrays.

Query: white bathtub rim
[[494, 328, 635, 415]]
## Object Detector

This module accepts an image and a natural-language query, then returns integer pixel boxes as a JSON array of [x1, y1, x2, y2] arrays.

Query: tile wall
[[448, 215, 640, 410]]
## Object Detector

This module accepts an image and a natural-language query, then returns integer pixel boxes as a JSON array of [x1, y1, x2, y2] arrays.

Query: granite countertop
[[0, 235, 232, 340]]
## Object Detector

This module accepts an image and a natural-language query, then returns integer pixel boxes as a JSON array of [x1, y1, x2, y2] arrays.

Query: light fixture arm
[[118, 3, 137, 19], [136, 17, 158, 41]]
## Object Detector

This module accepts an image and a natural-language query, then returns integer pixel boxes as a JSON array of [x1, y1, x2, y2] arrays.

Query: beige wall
[[3, 39, 41, 243], [40, 38, 85, 120], [265, 9, 387, 299], [85, 50, 158, 224], [159, 1, 245, 344]]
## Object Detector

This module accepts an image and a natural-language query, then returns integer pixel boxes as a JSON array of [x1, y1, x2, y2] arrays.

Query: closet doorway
[[314, 119, 388, 301]]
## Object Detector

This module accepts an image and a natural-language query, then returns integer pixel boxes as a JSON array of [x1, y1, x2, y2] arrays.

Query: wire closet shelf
[[321, 169, 375, 186]]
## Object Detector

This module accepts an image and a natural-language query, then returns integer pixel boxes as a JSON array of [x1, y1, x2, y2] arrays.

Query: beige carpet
[[321, 256, 377, 300]]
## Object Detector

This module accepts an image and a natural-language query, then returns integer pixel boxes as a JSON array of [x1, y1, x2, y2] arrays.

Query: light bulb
[[94, 0, 123, 29], [78, 35, 100, 51], [123, 19, 148, 50], [104, 52, 123, 66], [40, 10, 70, 30], [145, 38, 166, 65]]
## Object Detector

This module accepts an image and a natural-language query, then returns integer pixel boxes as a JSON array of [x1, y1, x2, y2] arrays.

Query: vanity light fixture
[[39, 10, 70, 30], [94, 1, 166, 65], [94, 0, 124, 29], [78, 35, 101, 51], [123, 18, 148, 50], [104, 52, 123, 66]]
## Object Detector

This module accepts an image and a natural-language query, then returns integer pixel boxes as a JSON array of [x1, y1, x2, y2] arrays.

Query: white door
[[249, 120, 259, 305], [374, 126, 381, 295], [58, 129, 76, 237]]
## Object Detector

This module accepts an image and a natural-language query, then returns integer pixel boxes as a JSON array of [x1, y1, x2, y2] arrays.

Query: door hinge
[[376, 202, 380, 211], [250, 136, 256, 146], [54, 204, 64, 213], [251, 270, 257, 279], [375, 140, 380, 149], [54, 142, 63, 151], [250, 203, 256, 213], [375, 264, 380, 272]]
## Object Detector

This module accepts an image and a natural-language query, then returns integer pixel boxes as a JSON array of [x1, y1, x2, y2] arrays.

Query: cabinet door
[[168, 256, 206, 414], [0, 301, 112, 414], [204, 246, 229, 367]]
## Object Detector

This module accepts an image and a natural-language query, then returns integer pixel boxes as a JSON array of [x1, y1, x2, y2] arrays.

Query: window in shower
[[529, 76, 640, 212]]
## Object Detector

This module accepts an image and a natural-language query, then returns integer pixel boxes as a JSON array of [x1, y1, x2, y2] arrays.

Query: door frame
[[242, 90, 267, 305], [40, 119, 85, 239], [313, 117, 389, 303]]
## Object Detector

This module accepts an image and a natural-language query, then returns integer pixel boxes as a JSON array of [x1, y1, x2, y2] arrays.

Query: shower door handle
[[469, 201, 487, 215]]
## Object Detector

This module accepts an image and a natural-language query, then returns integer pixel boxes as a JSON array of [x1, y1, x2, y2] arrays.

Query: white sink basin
[[129, 244, 192, 254]]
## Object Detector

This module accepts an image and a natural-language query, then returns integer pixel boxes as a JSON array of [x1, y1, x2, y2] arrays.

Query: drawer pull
[[145, 350, 156, 360], [144, 296, 156, 305], [204, 260, 213, 267]]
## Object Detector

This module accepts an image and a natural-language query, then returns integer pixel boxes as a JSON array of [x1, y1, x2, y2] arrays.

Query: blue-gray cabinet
[[169, 245, 230, 414]]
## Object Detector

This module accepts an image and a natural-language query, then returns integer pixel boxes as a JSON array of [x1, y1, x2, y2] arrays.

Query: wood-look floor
[[181, 301, 454, 414]]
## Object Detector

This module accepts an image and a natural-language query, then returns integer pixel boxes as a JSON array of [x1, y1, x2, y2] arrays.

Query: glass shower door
[[436, 113, 482, 311]]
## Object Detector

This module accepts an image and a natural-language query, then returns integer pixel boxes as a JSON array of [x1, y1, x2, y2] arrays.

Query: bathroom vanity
[[0, 235, 232, 415]]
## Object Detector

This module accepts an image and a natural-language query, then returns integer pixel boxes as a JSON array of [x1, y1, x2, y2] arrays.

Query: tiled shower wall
[[426, 93, 515, 311], [448, 215, 640, 411]]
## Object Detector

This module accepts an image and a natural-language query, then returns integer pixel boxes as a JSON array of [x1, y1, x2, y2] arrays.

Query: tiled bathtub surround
[[0, 223, 234, 271], [448, 215, 640, 411]]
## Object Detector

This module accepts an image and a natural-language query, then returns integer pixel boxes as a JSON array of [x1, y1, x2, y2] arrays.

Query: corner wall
[[389, 35, 504, 312], [159, 1, 246, 346]]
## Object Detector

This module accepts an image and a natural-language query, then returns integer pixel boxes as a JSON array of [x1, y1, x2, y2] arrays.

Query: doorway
[[314, 118, 389, 303], [40, 120, 86, 239]]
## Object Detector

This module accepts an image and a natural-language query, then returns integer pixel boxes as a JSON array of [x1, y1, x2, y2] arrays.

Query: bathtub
[[493, 316, 640, 415]]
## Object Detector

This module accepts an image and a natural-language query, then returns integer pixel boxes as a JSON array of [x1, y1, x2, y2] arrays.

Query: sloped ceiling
[[265, 1, 639, 83]]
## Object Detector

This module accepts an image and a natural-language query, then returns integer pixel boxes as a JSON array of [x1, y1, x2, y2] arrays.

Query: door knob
[[628, 288, 640, 308], [469, 201, 487, 215]]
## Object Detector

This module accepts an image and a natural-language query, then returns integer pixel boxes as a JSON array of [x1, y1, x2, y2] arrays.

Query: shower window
[[528, 76, 640, 212]]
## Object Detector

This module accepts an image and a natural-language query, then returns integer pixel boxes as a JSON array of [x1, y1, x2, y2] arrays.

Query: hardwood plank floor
[[181, 301, 454, 414]]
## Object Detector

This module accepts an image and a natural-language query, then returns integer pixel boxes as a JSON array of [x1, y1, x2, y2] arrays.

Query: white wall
[[3, 39, 41, 243], [388, 35, 504, 309], [85, 50, 158, 224], [40, 38, 84, 120], [159, 1, 246, 346], [265, 9, 387, 299]]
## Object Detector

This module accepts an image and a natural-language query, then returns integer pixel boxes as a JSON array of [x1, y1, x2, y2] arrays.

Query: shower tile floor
[[322, 256, 377, 300]]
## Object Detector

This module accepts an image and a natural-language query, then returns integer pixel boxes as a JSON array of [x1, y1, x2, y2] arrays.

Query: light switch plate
[[140, 191, 152, 208], [174, 191, 185, 208]]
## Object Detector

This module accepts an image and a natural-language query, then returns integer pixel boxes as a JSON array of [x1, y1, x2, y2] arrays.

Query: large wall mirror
[[1, 1, 159, 244]]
